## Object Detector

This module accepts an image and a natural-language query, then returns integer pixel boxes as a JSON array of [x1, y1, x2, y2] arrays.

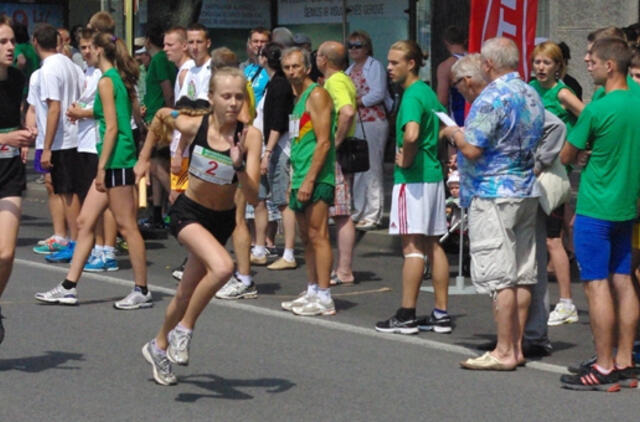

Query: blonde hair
[[532, 41, 566, 78], [389, 40, 424, 75]]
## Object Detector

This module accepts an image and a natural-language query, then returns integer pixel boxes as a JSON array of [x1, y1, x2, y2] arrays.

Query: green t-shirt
[[568, 89, 640, 221], [592, 75, 640, 101], [530, 79, 577, 133], [143, 51, 176, 123], [290, 83, 335, 189], [94, 68, 137, 169], [394, 80, 445, 184], [13, 42, 40, 96], [323, 71, 356, 137]]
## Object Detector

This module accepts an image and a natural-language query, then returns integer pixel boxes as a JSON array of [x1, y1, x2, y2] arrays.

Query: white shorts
[[389, 182, 447, 236]]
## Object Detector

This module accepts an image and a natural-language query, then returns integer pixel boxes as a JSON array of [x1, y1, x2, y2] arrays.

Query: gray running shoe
[[141, 341, 177, 386], [215, 276, 258, 300], [167, 328, 192, 366], [114, 287, 153, 310], [281, 291, 314, 312], [34, 284, 78, 305], [292, 295, 336, 316]]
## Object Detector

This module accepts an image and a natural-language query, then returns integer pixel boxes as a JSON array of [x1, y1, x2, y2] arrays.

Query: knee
[[76, 214, 94, 234], [210, 256, 234, 282], [0, 247, 15, 266]]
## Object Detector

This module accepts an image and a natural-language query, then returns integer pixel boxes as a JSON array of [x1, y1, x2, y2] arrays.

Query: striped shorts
[[388, 181, 447, 236], [105, 168, 135, 189]]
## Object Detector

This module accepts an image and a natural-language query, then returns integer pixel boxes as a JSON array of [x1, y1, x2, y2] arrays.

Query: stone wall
[[546, 0, 638, 101]]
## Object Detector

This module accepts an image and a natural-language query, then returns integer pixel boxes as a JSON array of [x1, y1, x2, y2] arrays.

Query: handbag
[[336, 108, 370, 174], [536, 156, 571, 215]]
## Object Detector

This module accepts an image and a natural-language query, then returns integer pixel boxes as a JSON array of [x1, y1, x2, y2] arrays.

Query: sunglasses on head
[[348, 42, 364, 49]]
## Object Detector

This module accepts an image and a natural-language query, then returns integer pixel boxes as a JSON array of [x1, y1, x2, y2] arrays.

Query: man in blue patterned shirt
[[444, 37, 545, 371]]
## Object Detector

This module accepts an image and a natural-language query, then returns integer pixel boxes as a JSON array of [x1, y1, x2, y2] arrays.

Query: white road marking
[[16, 258, 569, 375]]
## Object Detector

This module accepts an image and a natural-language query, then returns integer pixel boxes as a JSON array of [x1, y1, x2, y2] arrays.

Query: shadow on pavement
[[0, 350, 84, 372], [174, 373, 295, 402]]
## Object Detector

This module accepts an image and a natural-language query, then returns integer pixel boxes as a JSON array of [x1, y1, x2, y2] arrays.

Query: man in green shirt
[[559, 38, 640, 392], [143, 25, 176, 124], [375, 40, 451, 335], [280, 47, 336, 317]]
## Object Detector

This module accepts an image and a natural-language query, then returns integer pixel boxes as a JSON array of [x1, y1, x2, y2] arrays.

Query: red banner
[[468, 0, 538, 80]]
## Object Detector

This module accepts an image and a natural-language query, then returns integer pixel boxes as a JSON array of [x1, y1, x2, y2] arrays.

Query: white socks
[[235, 272, 252, 287], [283, 248, 295, 262]]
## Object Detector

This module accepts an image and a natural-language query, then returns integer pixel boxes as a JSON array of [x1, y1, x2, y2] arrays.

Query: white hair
[[481, 37, 519, 71], [451, 53, 485, 83]]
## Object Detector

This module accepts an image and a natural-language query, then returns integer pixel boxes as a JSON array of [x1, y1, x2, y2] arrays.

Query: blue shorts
[[573, 214, 633, 280]]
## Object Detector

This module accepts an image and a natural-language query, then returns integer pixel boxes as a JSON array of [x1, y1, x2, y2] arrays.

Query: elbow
[[559, 152, 571, 166]]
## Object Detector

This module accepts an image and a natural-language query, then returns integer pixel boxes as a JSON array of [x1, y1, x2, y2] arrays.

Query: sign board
[[0, 3, 64, 34], [199, 0, 270, 28], [278, 0, 406, 25], [468, 0, 538, 79]]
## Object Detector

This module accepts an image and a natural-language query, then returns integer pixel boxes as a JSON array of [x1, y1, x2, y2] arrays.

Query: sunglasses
[[348, 42, 364, 50], [453, 76, 465, 87]]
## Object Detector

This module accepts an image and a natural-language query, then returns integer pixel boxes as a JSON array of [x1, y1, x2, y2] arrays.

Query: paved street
[[1, 179, 638, 421]]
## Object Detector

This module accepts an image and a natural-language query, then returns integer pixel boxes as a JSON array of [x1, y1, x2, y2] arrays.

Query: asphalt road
[[0, 183, 638, 421]]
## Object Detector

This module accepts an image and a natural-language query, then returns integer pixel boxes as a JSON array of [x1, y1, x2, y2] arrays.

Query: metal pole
[[342, 0, 348, 43], [455, 207, 465, 290], [124, 0, 133, 54]]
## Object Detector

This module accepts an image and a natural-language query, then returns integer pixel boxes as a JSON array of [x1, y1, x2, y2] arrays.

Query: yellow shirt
[[323, 71, 357, 137]]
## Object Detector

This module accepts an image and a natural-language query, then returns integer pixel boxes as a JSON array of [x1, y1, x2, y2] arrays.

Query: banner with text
[[199, 0, 270, 28], [468, 0, 538, 80], [278, 0, 406, 25], [0, 3, 64, 34]]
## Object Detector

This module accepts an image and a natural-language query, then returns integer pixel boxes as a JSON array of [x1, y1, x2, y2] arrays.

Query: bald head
[[319, 41, 347, 69]]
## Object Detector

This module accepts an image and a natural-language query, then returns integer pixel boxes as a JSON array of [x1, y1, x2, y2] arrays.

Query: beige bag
[[536, 156, 571, 215]]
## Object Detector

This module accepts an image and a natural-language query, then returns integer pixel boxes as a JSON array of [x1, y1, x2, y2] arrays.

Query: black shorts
[[0, 156, 26, 198], [51, 148, 82, 194], [77, 152, 98, 200], [105, 168, 135, 189], [168, 194, 236, 244], [545, 203, 565, 238]]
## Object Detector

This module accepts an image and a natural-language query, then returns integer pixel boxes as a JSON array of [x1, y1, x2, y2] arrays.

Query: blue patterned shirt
[[458, 72, 544, 208]]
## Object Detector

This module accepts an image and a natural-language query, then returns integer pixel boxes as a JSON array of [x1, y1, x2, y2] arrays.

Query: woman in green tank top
[[530, 41, 584, 132], [530, 41, 585, 326], [38, 31, 152, 310]]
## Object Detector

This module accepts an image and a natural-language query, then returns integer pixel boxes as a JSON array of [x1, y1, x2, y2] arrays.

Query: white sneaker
[[281, 291, 314, 312], [215, 276, 258, 300], [292, 295, 336, 316], [167, 328, 192, 366], [548, 302, 578, 326], [114, 287, 153, 310], [34, 284, 78, 305]]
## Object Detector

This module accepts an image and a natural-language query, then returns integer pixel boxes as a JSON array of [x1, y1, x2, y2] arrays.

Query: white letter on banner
[[497, 6, 516, 37], [502, 0, 516, 9]]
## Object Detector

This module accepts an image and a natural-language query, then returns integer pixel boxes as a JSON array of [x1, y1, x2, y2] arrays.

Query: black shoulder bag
[[336, 108, 370, 174]]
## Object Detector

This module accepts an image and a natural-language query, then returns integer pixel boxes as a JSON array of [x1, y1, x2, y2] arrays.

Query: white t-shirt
[[174, 59, 195, 102], [38, 53, 84, 150], [27, 69, 45, 150], [76, 66, 102, 154], [171, 58, 196, 156], [178, 58, 212, 102]]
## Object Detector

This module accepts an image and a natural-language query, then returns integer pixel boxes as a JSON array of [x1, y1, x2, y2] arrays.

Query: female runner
[[137, 67, 260, 385], [35, 31, 150, 309]]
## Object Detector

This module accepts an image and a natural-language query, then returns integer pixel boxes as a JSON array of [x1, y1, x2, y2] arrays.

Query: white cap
[[447, 170, 460, 186]]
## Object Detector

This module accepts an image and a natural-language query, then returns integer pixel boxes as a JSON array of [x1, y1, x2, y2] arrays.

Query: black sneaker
[[375, 315, 418, 335], [567, 354, 597, 374], [416, 311, 453, 334], [616, 366, 639, 388], [560, 365, 621, 392], [171, 258, 187, 281]]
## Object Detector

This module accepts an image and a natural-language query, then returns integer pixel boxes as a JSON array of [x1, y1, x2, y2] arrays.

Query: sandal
[[330, 273, 356, 286]]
